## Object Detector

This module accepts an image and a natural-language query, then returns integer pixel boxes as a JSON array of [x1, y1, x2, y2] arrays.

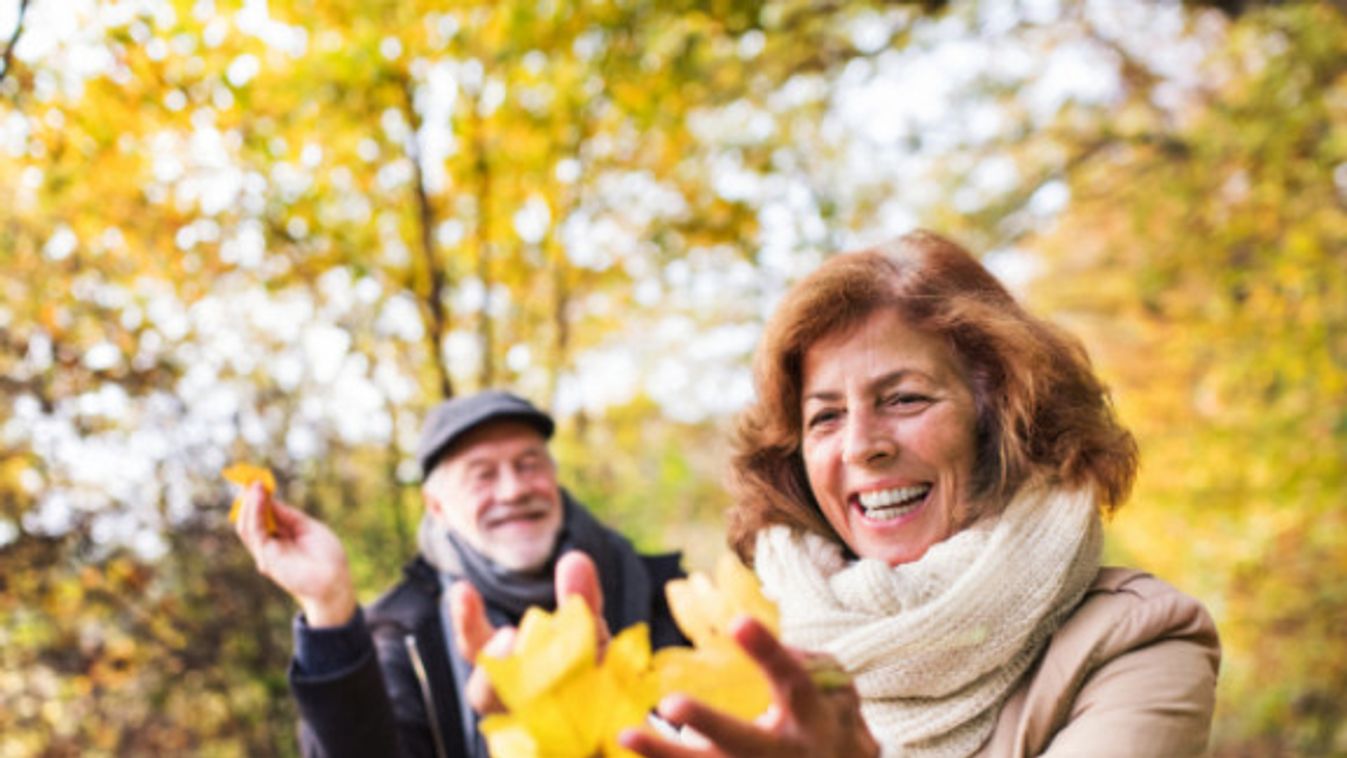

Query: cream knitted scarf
[[754, 486, 1101, 758]]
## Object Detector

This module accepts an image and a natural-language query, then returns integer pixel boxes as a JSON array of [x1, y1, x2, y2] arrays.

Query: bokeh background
[[1, 0, 1343, 755]]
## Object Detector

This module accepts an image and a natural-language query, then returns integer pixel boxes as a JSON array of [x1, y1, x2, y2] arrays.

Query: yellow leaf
[[222, 463, 276, 491], [655, 554, 780, 721], [665, 554, 779, 646], [477, 597, 659, 758], [479, 717, 539, 758], [480, 596, 596, 710], [222, 462, 278, 535], [594, 625, 658, 758], [652, 639, 772, 721]]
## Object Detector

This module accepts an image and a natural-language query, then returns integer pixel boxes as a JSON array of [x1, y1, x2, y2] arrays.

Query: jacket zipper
[[404, 634, 449, 758]]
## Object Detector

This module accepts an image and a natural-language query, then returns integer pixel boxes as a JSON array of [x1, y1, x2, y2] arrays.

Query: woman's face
[[800, 308, 981, 566]]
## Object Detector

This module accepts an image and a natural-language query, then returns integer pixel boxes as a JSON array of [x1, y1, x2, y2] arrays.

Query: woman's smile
[[853, 483, 931, 522], [800, 308, 981, 567]]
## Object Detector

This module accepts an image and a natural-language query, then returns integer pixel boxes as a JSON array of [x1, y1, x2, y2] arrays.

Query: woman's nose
[[841, 410, 896, 466]]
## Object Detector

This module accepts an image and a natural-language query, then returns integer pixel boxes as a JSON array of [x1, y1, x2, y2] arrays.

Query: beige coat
[[978, 568, 1221, 757]]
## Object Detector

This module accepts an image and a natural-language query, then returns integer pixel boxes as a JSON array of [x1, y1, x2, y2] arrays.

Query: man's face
[[424, 420, 563, 572]]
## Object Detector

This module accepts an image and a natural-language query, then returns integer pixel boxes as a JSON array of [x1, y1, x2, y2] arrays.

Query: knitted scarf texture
[[754, 486, 1101, 758]]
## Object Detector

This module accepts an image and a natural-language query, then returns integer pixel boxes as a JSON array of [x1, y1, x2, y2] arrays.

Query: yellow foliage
[[651, 641, 772, 722], [222, 463, 278, 535], [652, 554, 778, 721], [475, 557, 785, 756], [477, 597, 655, 758], [664, 553, 779, 645]]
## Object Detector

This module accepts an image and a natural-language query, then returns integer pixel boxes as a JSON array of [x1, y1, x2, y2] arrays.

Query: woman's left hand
[[619, 618, 879, 758]]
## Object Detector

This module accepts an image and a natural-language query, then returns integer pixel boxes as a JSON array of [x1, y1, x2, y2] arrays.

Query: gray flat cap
[[416, 391, 555, 478]]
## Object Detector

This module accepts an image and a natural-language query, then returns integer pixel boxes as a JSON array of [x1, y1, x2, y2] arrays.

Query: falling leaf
[[222, 463, 278, 535]]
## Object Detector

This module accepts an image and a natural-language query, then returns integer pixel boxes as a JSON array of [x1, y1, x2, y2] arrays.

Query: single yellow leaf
[[656, 554, 780, 721], [222, 463, 278, 535], [713, 554, 779, 635], [480, 596, 596, 711], [595, 625, 658, 758], [665, 554, 778, 647], [652, 638, 772, 721], [479, 717, 539, 758], [664, 572, 721, 647], [222, 463, 276, 491]]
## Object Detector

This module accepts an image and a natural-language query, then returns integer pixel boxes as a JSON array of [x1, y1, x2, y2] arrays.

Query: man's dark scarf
[[422, 491, 661, 758]]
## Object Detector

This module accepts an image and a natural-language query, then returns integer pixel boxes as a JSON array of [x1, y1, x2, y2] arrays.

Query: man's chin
[[484, 537, 559, 574]]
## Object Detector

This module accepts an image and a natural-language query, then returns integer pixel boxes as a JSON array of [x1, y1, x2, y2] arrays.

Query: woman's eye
[[806, 410, 840, 429], [886, 393, 930, 408]]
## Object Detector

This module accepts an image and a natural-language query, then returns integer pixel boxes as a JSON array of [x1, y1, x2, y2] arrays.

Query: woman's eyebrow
[[802, 389, 841, 404], [869, 369, 915, 391], [803, 370, 926, 406]]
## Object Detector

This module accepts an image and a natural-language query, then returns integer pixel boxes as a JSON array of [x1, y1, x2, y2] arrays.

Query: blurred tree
[[1024, 4, 1347, 753], [5, 0, 1340, 753], [0, 0, 948, 754]]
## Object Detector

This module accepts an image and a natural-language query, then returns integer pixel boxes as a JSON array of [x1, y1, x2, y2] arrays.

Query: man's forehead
[[444, 421, 549, 465]]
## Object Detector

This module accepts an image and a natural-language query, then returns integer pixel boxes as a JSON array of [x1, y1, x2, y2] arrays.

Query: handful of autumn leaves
[[220, 464, 784, 758], [478, 555, 781, 758]]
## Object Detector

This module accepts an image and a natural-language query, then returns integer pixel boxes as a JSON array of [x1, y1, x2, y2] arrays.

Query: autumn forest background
[[1, 0, 1344, 755]]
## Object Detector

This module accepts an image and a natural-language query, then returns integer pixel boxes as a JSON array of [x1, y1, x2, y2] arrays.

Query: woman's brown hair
[[726, 230, 1137, 561]]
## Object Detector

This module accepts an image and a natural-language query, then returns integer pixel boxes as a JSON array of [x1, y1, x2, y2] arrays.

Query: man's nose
[[494, 465, 528, 501]]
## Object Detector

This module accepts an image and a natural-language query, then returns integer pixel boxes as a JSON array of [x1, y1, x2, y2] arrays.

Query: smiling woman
[[799, 308, 981, 568], [729, 231, 1139, 561], [622, 230, 1221, 758]]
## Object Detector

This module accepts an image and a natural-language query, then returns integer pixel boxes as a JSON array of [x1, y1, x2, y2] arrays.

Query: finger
[[465, 665, 506, 716], [466, 625, 517, 715], [555, 550, 603, 618], [448, 581, 495, 661], [617, 725, 708, 758], [235, 482, 267, 552], [481, 625, 516, 657], [731, 616, 825, 725], [657, 693, 780, 756], [555, 550, 610, 645], [267, 496, 306, 536]]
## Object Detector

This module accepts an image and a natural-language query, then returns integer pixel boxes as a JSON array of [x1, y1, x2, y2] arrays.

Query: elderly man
[[233, 391, 685, 758]]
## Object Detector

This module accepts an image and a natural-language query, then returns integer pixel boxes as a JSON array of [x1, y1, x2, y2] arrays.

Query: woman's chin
[[848, 514, 947, 567]]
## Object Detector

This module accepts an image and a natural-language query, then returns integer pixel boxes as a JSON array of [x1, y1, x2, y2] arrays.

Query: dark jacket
[[290, 552, 686, 758]]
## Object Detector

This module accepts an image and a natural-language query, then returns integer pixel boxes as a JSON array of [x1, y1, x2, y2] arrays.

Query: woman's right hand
[[620, 618, 879, 758], [232, 482, 357, 628]]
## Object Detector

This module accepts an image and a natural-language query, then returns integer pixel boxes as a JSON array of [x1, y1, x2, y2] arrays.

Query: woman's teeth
[[857, 484, 930, 521]]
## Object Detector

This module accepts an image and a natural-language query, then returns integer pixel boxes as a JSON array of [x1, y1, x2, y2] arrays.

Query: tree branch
[[398, 72, 455, 401], [469, 89, 495, 389], [0, 0, 31, 88]]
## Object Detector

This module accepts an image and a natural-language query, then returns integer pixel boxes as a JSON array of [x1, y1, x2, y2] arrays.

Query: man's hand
[[450, 550, 611, 715], [233, 482, 357, 628]]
